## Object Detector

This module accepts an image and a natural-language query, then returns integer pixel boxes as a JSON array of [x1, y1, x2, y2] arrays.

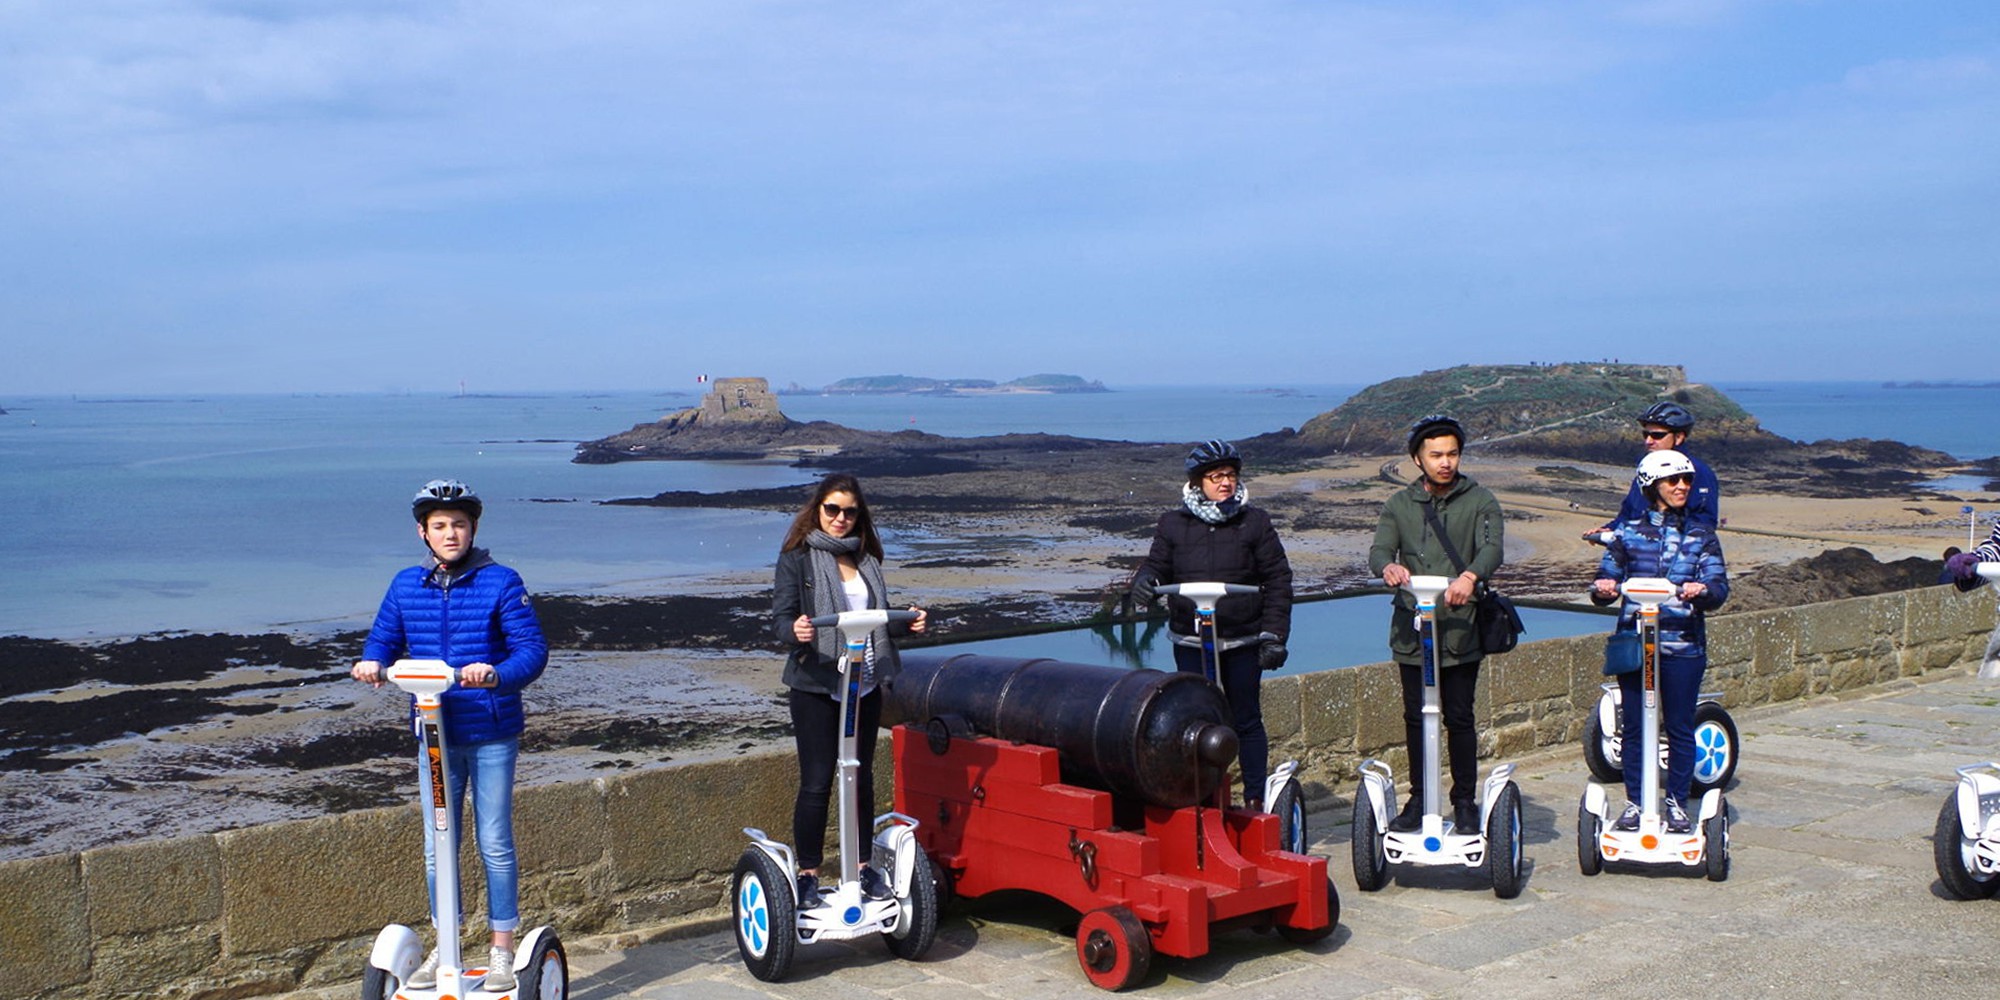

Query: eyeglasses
[[821, 502, 861, 520], [1658, 474, 1694, 486], [1203, 469, 1240, 483], [1642, 430, 1674, 441]]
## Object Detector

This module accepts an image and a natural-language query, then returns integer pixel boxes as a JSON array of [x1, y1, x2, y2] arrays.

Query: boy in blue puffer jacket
[[351, 479, 548, 991]]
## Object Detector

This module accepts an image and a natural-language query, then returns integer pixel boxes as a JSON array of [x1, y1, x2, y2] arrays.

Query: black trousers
[[1397, 659, 1482, 807], [788, 685, 882, 871]]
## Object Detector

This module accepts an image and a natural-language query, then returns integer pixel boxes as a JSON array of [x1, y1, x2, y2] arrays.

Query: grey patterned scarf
[[804, 530, 891, 670], [1182, 482, 1248, 525]]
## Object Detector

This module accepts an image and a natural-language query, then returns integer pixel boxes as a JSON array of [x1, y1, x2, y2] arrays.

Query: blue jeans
[[1617, 651, 1703, 805], [1173, 642, 1268, 805], [422, 735, 521, 932]]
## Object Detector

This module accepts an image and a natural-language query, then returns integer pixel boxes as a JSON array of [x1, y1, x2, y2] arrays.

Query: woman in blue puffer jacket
[[351, 479, 548, 991], [1590, 451, 1728, 836]]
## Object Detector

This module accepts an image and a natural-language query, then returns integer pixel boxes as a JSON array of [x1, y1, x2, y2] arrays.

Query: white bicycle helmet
[[1635, 450, 1696, 488]]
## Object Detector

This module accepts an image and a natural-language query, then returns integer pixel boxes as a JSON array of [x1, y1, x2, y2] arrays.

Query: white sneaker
[[406, 947, 440, 989], [484, 946, 517, 991]]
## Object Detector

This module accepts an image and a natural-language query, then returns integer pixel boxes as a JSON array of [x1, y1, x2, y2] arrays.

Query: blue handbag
[[1603, 630, 1642, 676]]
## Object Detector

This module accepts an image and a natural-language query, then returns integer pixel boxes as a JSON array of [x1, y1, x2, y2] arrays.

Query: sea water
[[1, 380, 1992, 640]]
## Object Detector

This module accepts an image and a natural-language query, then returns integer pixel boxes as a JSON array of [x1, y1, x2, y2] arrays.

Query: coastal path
[[276, 669, 2000, 999]]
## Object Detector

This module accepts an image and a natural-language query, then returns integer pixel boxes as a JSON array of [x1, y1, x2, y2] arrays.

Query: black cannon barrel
[[885, 652, 1238, 809]]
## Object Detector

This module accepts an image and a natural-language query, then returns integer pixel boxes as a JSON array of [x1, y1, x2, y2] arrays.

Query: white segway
[[364, 660, 568, 1000], [1156, 582, 1309, 853], [1577, 578, 1728, 881], [1353, 575, 1524, 898], [1582, 684, 1739, 794], [732, 608, 939, 982], [1934, 561, 2000, 899]]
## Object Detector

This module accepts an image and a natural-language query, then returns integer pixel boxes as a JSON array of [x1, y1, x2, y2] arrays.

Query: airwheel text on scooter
[[1577, 577, 1728, 881], [1352, 575, 1524, 898], [1155, 582, 1309, 854], [733, 608, 938, 982], [364, 660, 567, 1000], [1933, 561, 2000, 899]]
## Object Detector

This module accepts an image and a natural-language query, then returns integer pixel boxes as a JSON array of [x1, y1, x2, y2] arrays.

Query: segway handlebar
[[1978, 562, 2000, 586], [382, 658, 497, 696], [808, 608, 921, 631], [1400, 574, 1453, 606], [1620, 576, 1677, 609], [1155, 582, 1261, 605]]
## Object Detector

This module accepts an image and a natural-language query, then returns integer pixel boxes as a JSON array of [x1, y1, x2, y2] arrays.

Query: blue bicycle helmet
[[1405, 414, 1466, 456], [412, 479, 483, 522], [1185, 439, 1242, 479], [1638, 401, 1695, 431]]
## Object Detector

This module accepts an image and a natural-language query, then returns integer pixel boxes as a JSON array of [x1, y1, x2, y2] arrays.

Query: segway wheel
[[1076, 906, 1151, 991], [928, 854, 956, 913], [732, 849, 797, 982], [1690, 702, 1739, 794], [359, 966, 397, 1000], [1582, 700, 1623, 783], [1576, 798, 1603, 876], [1702, 806, 1730, 882], [1273, 778, 1308, 855], [514, 932, 569, 1000], [1488, 783, 1525, 899], [1934, 795, 2000, 899], [1351, 790, 1388, 892], [883, 842, 940, 960], [1277, 873, 1339, 945]]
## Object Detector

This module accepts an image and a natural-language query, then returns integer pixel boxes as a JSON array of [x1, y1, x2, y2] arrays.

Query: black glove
[[1129, 573, 1158, 607], [1258, 640, 1289, 671]]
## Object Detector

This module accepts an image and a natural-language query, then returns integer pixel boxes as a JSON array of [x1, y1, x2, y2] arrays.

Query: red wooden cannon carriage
[[887, 653, 1337, 990]]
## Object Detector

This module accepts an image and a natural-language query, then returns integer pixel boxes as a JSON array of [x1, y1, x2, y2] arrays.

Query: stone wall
[[5, 584, 1992, 999]]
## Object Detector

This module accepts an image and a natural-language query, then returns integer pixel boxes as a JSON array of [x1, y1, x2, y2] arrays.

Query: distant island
[[1883, 381, 2000, 390], [819, 373, 1107, 395]]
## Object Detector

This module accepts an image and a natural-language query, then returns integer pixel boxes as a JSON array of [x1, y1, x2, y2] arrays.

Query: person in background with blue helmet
[[1587, 401, 1720, 540], [1131, 440, 1294, 811], [1591, 450, 1729, 834], [351, 479, 548, 991]]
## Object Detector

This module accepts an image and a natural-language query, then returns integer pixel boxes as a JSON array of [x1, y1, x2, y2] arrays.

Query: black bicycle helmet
[[1185, 439, 1242, 478], [1638, 401, 1695, 431], [412, 479, 482, 522], [1406, 414, 1466, 456]]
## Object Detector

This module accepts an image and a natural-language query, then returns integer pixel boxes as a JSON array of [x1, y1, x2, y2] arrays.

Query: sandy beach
[[2, 448, 1991, 861]]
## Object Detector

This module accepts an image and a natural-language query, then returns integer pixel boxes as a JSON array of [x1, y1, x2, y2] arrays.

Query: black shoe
[[859, 865, 892, 900], [795, 872, 823, 909], [1388, 797, 1424, 833], [1613, 802, 1642, 831], [1453, 800, 1481, 834], [1664, 797, 1693, 834]]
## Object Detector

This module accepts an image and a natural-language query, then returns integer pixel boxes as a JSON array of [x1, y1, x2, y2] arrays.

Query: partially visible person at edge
[[1940, 546, 1964, 586], [1591, 450, 1730, 835], [771, 473, 928, 909], [351, 479, 549, 992], [1946, 521, 2000, 676], [1368, 415, 1504, 834], [1131, 440, 1295, 810], [1585, 401, 1720, 541]]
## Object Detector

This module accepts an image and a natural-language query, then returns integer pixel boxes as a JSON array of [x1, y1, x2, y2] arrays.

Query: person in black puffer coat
[[1132, 440, 1294, 810]]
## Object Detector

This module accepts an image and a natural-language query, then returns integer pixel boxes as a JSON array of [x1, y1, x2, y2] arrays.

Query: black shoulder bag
[[1420, 502, 1525, 656]]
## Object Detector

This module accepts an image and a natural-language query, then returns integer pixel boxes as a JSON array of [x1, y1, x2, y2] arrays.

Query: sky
[[2, 1, 1997, 395]]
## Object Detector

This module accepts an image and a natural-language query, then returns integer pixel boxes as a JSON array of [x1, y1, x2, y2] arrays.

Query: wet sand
[[1, 450, 1989, 861]]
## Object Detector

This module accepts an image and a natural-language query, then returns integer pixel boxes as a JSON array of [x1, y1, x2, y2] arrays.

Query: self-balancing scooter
[[1934, 561, 2000, 899], [1155, 582, 1309, 854], [363, 660, 568, 1000], [1577, 577, 1728, 880], [1352, 575, 1524, 898], [1582, 684, 1739, 794], [732, 608, 939, 982]]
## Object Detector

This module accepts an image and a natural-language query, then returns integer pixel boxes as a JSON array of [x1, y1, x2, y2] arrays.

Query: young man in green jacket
[[1368, 414, 1506, 833]]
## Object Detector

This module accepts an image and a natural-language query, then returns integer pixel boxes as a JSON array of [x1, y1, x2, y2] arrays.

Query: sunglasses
[[1642, 430, 1674, 440], [1203, 469, 1240, 483], [821, 502, 861, 520], [1658, 474, 1694, 486]]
